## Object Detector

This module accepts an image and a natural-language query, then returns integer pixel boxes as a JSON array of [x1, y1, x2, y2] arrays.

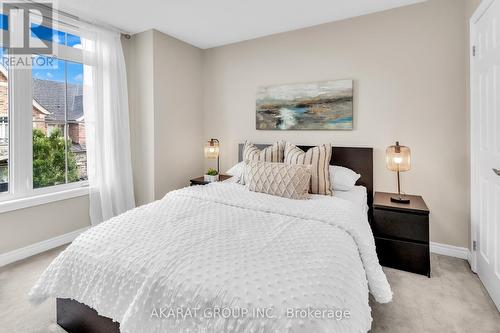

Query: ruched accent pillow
[[244, 160, 311, 200]]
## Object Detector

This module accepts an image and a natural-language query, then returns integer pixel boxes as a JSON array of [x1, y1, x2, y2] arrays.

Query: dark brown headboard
[[238, 144, 373, 208]]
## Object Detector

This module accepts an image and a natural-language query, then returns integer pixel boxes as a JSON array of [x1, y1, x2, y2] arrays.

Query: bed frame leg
[[56, 298, 121, 333]]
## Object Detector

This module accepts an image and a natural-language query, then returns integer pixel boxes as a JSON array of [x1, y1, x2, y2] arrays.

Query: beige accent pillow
[[239, 141, 285, 184], [244, 160, 311, 200], [284, 142, 333, 196]]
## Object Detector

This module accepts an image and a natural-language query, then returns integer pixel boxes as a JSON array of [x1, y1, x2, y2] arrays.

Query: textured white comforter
[[30, 182, 391, 333]]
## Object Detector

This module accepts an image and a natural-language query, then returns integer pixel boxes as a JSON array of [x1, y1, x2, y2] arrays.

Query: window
[[0, 15, 88, 208], [31, 24, 82, 48], [32, 56, 86, 189], [0, 13, 7, 31]]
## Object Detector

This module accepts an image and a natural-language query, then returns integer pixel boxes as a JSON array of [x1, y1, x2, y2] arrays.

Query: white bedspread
[[30, 182, 391, 333]]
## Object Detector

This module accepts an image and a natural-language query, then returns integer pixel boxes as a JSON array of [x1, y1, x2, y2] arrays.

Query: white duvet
[[30, 182, 391, 333]]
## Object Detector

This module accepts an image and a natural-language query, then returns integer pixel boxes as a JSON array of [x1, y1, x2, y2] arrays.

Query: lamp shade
[[204, 139, 219, 159], [386, 141, 411, 172]]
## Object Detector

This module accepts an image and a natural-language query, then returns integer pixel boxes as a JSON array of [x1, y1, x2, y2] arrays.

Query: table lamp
[[204, 138, 220, 174], [386, 141, 411, 204]]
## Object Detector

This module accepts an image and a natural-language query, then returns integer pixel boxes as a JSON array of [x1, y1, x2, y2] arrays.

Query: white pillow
[[330, 165, 361, 191], [226, 161, 245, 181]]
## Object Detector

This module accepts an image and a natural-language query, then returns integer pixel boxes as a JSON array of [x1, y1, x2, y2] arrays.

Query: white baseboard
[[0, 227, 89, 267], [430, 242, 470, 260]]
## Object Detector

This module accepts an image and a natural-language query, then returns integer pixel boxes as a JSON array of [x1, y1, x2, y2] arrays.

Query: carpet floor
[[1, 247, 499, 332]]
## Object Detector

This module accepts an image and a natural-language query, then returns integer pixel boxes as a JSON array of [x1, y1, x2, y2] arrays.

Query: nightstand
[[190, 175, 232, 186], [372, 192, 430, 277]]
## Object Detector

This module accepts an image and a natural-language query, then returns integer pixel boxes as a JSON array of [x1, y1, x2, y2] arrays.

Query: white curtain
[[82, 26, 135, 225]]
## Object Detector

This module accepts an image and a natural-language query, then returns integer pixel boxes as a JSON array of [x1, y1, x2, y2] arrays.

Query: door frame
[[470, 0, 496, 273]]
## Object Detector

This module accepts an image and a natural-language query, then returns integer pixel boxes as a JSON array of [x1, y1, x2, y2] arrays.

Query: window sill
[[0, 186, 89, 214]]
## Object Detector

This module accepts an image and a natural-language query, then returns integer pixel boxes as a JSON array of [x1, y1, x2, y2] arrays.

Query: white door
[[471, 0, 500, 312]]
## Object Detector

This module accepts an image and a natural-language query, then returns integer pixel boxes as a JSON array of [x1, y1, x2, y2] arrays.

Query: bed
[[29, 145, 391, 333]]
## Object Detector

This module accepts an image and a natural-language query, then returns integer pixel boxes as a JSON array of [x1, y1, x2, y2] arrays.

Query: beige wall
[[123, 31, 156, 205], [0, 196, 90, 253], [152, 31, 205, 199], [124, 30, 204, 204], [203, 0, 472, 248]]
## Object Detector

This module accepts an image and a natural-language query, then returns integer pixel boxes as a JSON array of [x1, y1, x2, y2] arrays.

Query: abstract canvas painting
[[256, 79, 353, 130]]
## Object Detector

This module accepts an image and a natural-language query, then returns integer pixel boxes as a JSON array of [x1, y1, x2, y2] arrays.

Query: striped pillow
[[243, 141, 285, 163], [239, 141, 285, 184], [284, 142, 333, 195]]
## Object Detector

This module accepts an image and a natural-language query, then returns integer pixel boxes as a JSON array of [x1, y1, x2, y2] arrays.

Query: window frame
[[0, 20, 89, 212]]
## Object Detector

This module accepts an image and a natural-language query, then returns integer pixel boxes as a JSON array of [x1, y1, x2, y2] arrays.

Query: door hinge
[[473, 45, 476, 57], [473, 240, 477, 251]]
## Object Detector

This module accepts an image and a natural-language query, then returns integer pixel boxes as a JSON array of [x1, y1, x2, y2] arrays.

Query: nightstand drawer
[[372, 209, 429, 243], [375, 237, 430, 276]]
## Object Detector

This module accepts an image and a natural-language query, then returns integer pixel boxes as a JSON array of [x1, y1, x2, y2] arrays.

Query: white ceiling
[[59, 0, 425, 49]]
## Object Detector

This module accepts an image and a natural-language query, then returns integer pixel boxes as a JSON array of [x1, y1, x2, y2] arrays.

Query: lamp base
[[391, 195, 411, 204]]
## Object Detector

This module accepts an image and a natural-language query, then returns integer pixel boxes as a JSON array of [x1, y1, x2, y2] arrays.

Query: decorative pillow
[[330, 165, 361, 191], [239, 141, 285, 184], [244, 160, 311, 200], [242, 141, 285, 163], [284, 142, 332, 195]]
